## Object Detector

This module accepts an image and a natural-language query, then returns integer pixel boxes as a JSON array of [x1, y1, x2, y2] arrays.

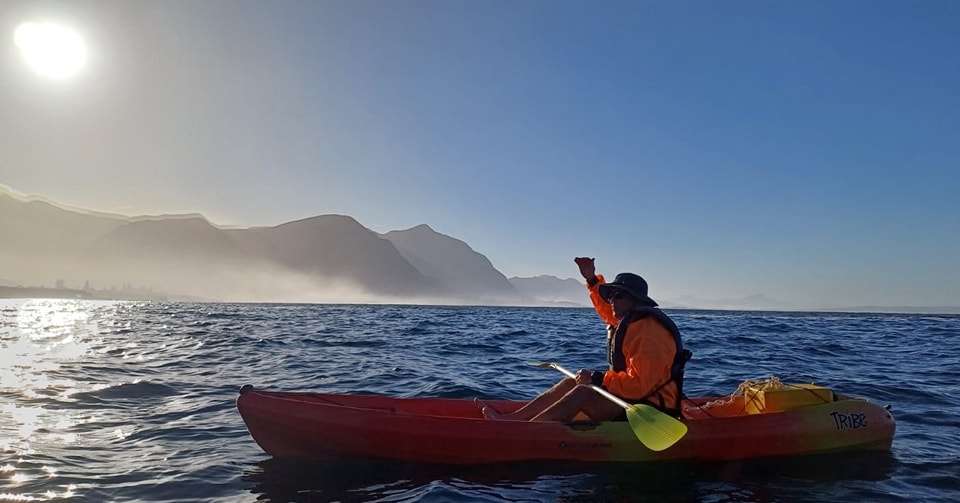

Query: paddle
[[531, 361, 688, 451]]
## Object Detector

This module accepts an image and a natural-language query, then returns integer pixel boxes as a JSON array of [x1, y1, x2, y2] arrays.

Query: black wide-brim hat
[[598, 272, 658, 307]]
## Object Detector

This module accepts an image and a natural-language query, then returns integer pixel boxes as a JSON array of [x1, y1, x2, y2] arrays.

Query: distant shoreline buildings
[[0, 280, 172, 302]]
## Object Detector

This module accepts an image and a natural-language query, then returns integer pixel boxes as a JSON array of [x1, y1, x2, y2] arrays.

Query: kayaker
[[483, 257, 688, 422]]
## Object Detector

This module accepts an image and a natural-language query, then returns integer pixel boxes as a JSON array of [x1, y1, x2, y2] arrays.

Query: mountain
[[0, 187, 463, 301], [0, 188, 128, 284], [0, 188, 125, 258], [228, 216, 436, 297], [508, 275, 589, 307], [95, 216, 245, 261], [382, 224, 522, 303], [81, 216, 254, 297]]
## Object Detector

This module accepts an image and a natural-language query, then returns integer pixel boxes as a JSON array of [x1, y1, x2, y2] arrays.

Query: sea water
[[1, 299, 957, 501]]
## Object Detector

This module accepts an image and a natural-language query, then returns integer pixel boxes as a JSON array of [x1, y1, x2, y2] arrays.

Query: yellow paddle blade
[[625, 404, 688, 452]]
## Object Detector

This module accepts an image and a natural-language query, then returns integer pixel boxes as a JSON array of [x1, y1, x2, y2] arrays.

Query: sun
[[14, 21, 88, 80]]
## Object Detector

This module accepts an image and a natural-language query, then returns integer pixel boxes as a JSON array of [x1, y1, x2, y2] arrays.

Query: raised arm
[[575, 257, 617, 326]]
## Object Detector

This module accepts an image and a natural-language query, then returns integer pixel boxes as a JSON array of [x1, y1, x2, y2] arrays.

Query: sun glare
[[14, 21, 88, 80]]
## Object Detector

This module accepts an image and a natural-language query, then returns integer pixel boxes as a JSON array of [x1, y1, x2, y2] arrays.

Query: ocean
[[1, 299, 957, 502]]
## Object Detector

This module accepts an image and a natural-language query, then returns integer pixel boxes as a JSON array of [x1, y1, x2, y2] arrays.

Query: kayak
[[236, 385, 895, 464]]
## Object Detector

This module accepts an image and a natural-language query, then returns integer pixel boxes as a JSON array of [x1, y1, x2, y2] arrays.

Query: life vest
[[608, 307, 691, 417]]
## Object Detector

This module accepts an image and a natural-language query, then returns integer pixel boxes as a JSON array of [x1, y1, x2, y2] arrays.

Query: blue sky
[[1, 0, 958, 307]]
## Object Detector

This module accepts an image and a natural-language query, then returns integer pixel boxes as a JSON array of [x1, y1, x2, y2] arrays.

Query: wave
[[70, 381, 180, 402]]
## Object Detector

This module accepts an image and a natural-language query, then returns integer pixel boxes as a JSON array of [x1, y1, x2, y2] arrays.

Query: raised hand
[[574, 257, 596, 282]]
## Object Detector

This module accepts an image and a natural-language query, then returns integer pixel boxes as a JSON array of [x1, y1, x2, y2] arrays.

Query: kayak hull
[[236, 388, 895, 464]]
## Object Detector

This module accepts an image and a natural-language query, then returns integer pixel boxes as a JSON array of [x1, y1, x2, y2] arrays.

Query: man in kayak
[[483, 257, 688, 422]]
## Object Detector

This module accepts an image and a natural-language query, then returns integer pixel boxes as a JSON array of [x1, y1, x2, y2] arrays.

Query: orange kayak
[[236, 385, 895, 464]]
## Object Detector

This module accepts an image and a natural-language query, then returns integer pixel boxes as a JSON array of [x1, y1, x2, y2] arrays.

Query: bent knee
[[572, 384, 598, 396]]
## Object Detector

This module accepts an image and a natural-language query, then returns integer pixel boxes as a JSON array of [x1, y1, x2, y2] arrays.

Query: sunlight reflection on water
[[0, 299, 117, 501]]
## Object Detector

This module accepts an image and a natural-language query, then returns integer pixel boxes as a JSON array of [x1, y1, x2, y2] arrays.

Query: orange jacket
[[588, 275, 678, 408]]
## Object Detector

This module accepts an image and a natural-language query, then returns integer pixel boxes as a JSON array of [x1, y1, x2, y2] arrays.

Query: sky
[[1, 0, 958, 308]]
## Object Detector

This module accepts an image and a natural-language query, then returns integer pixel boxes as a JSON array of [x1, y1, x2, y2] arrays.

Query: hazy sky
[[1, 0, 958, 307]]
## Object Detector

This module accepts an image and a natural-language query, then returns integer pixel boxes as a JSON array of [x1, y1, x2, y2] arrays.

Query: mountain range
[[5, 186, 956, 313], [0, 186, 585, 305]]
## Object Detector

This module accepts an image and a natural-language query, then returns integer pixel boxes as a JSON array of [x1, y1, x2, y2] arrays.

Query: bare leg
[[530, 384, 623, 422], [487, 377, 576, 420]]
